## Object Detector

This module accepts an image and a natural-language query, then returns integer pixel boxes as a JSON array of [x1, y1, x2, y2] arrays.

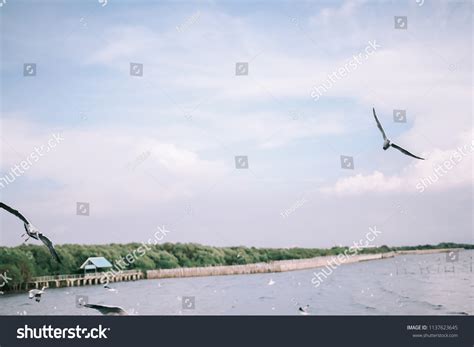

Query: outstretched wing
[[84, 304, 127, 315], [372, 108, 387, 141], [38, 234, 62, 263], [0, 202, 30, 225], [390, 143, 425, 160]]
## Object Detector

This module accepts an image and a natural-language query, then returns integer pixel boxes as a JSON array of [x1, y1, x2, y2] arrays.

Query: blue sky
[[0, 0, 472, 248]]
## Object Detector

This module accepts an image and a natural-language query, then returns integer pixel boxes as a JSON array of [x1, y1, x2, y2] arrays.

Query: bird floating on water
[[267, 279, 275, 286], [298, 305, 310, 315], [103, 284, 117, 292], [0, 202, 61, 263], [29, 287, 47, 303], [372, 108, 425, 160]]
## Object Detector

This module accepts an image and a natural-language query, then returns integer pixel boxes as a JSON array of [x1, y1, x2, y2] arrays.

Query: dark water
[[1, 250, 472, 315]]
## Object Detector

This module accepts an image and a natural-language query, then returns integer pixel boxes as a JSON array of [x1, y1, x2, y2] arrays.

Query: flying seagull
[[372, 108, 425, 160], [83, 303, 128, 316], [29, 287, 47, 303], [0, 202, 61, 263]]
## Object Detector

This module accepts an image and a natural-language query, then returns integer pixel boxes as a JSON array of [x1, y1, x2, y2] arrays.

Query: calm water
[[1, 250, 472, 315]]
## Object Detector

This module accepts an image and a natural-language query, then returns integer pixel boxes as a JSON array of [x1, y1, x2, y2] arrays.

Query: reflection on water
[[0, 250, 472, 315]]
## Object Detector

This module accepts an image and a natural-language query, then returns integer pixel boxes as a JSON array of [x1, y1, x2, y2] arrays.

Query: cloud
[[87, 26, 157, 66], [321, 130, 473, 195], [0, 118, 229, 214], [321, 171, 403, 194]]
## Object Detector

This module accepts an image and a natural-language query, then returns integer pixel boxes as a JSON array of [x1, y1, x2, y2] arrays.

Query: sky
[[0, 0, 472, 248]]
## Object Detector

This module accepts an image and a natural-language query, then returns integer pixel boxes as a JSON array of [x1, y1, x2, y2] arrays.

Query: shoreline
[[2, 248, 463, 294]]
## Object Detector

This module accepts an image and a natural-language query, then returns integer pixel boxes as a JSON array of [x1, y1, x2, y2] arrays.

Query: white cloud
[[321, 171, 403, 194], [322, 130, 473, 195], [0, 118, 230, 214]]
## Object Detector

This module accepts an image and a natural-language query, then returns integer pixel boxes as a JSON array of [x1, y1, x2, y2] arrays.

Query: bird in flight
[[83, 303, 128, 316], [372, 108, 425, 160], [0, 202, 61, 263], [29, 286, 47, 303]]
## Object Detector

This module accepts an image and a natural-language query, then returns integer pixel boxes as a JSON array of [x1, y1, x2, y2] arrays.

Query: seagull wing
[[0, 202, 30, 225], [37, 233, 62, 263], [372, 108, 387, 141], [84, 304, 127, 315], [390, 143, 425, 160]]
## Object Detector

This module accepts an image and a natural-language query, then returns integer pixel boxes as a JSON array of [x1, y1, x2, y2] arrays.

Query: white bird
[[372, 108, 425, 160], [29, 287, 47, 303], [298, 305, 310, 315], [0, 202, 61, 263], [83, 303, 128, 316], [267, 279, 275, 286]]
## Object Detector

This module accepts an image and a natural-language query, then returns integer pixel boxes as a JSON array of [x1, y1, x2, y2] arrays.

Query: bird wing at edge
[[84, 304, 127, 315], [390, 143, 425, 160], [0, 202, 30, 225]]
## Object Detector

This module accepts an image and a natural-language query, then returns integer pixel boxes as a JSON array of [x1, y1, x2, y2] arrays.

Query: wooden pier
[[26, 269, 144, 290]]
